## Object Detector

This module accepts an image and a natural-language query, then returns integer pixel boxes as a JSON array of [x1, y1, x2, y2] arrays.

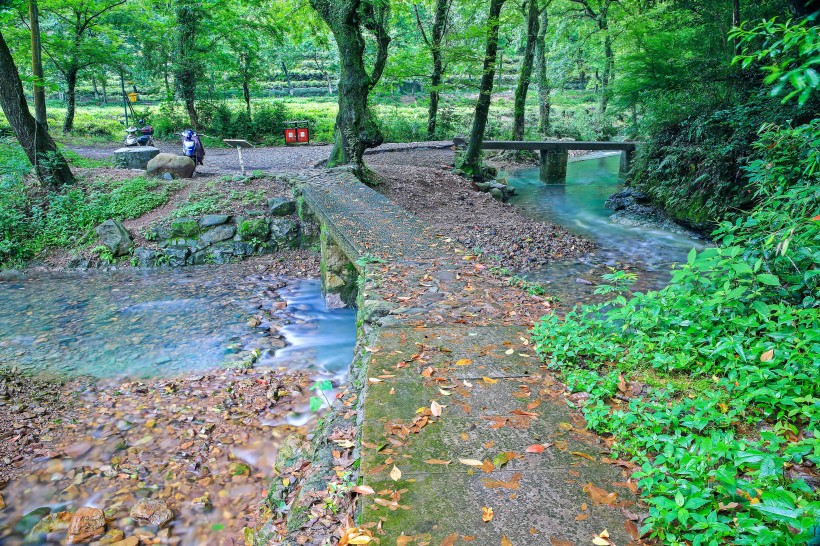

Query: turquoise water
[[0, 264, 356, 379], [508, 153, 705, 303]]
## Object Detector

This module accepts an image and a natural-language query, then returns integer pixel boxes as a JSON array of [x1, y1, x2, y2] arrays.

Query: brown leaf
[[574, 514, 588, 521], [571, 451, 596, 461], [550, 538, 574, 546], [625, 520, 641, 539], [760, 349, 774, 362], [351, 485, 375, 495], [440, 532, 459, 546], [501, 536, 513, 546], [584, 483, 618, 506], [482, 472, 522, 490], [423, 459, 452, 465]]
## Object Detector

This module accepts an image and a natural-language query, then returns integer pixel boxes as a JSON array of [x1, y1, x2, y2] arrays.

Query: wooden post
[[619, 148, 633, 180], [539, 149, 568, 183]]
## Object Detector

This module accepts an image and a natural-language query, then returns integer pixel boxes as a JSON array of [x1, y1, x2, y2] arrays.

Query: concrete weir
[[269, 167, 634, 545]]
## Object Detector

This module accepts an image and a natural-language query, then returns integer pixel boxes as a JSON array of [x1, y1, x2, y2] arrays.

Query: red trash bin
[[297, 127, 309, 143], [284, 128, 297, 144]]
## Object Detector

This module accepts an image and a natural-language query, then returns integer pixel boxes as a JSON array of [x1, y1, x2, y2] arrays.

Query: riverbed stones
[[133, 248, 157, 268], [146, 153, 195, 179], [98, 528, 125, 544], [30, 511, 72, 537], [130, 498, 174, 528], [268, 197, 297, 216], [95, 219, 133, 257], [67, 506, 106, 543], [269, 218, 298, 247]]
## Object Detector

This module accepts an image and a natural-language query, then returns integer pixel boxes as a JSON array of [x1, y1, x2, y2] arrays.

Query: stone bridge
[[271, 167, 636, 545]]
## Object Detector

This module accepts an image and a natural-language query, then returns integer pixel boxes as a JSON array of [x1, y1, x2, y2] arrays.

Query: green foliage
[[0, 142, 176, 267], [237, 218, 269, 241], [532, 120, 820, 546], [169, 218, 200, 238]]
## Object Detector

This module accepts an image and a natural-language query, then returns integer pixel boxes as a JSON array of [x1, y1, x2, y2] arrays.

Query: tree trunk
[[599, 28, 612, 115], [535, 7, 550, 136], [92, 74, 99, 100], [63, 65, 78, 133], [732, 0, 741, 49], [426, 0, 450, 139], [511, 0, 539, 141], [101, 76, 107, 105], [310, 0, 390, 170], [242, 57, 252, 121], [461, 0, 506, 176], [281, 61, 293, 95], [29, 0, 47, 129], [175, 4, 200, 129], [0, 31, 74, 186]]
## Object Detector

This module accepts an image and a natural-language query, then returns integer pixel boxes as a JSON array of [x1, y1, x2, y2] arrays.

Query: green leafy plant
[[309, 379, 334, 413]]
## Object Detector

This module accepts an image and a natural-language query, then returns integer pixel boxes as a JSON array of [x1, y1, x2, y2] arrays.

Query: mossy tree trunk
[[511, 0, 539, 141], [0, 30, 74, 186], [461, 0, 507, 177], [63, 64, 78, 132], [535, 6, 551, 136], [310, 0, 391, 171]]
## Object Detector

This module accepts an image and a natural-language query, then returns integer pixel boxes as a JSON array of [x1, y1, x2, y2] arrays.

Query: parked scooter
[[179, 129, 205, 167], [124, 120, 154, 147]]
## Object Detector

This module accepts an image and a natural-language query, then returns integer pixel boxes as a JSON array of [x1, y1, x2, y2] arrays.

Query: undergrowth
[[532, 20, 820, 545]]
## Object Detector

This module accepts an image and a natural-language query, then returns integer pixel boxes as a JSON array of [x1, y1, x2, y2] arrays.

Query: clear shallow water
[[0, 264, 356, 379], [508, 153, 706, 304]]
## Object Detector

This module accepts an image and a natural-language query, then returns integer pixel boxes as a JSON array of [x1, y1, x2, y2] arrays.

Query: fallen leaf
[[351, 485, 375, 495], [483, 377, 499, 384], [526, 444, 545, 453], [431, 400, 443, 417], [440, 532, 459, 546], [459, 458, 484, 467], [760, 349, 774, 362], [625, 520, 641, 539], [482, 472, 522, 490], [456, 359, 473, 366], [549, 538, 574, 546], [424, 459, 452, 465], [482, 506, 494, 522], [574, 514, 588, 521], [501, 536, 512, 546], [570, 451, 596, 461], [584, 483, 618, 505], [390, 465, 402, 481], [505, 348, 515, 355]]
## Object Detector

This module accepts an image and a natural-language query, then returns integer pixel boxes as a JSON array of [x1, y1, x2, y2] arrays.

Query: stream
[[508, 153, 705, 304]]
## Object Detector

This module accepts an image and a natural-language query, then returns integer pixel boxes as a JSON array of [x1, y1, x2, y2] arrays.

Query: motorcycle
[[179, 129, 205, 167], [124, 120, 154, 147]]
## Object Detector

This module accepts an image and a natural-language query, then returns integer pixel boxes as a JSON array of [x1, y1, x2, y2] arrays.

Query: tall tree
[[173, 1, 203, 128], [511, 0, 541, 140], [0, 29, 74, 186], [309, 0, 391, 170], [461, 0, 506, 176], [29, 0, 47, 128], [568, 0, 615, 114], [534, 4, 550, 135], [414, 0, 452, 139], [38, 0, 126, 132]]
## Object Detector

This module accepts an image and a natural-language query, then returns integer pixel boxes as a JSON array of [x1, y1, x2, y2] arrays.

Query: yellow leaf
[[282, 478, 290, 487], [482, 506, 494, 522], [505, 348, 515, 355], [456, 358, 473, 366], [760, 349, 774, 362], [439, 388, 453, 396], [348, 536, 373, 545], [390, 465, 402, 481], [431, 400, 442, 417], [459, 458, 484, 467], [592, 538, 610, 546], [501, 536, 513, 546], [482, 377, 499, 384]]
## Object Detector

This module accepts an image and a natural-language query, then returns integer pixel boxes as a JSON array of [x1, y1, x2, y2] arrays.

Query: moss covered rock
[[237, 218, 270, 241]]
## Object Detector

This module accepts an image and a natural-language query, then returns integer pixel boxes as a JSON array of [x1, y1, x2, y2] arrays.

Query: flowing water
[[508, 153, 706, 304], [0, 264, 356, 379]]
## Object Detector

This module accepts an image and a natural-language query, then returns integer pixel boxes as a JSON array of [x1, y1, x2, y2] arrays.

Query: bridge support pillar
[[619, 149, 633, 180], [320, 226, 358, 309], [539, 149, 568, 183]]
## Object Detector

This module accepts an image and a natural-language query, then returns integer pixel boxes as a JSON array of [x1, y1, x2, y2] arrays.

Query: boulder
[[605, 188, 650, 211], [95, 219, 133, 257], [114, 147, 160, 170], [67, 507, 105, 544], [237, 218, 270, 241], [199, 214, 230, 228], [130, 498, 174, 528], [133, 248, 158, 268], [163, 246, 190, 267], [269, 218, 299, 248], [200, 224, 236, 245], [268, 197, 297, 217], [146, 153, 195, 179]]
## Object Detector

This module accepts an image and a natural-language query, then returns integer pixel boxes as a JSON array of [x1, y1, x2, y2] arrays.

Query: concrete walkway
[[298, 169, 638, 545]]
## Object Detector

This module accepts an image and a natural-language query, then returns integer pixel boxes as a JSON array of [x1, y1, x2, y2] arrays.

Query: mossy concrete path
[[297, 169, 638, 545]]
